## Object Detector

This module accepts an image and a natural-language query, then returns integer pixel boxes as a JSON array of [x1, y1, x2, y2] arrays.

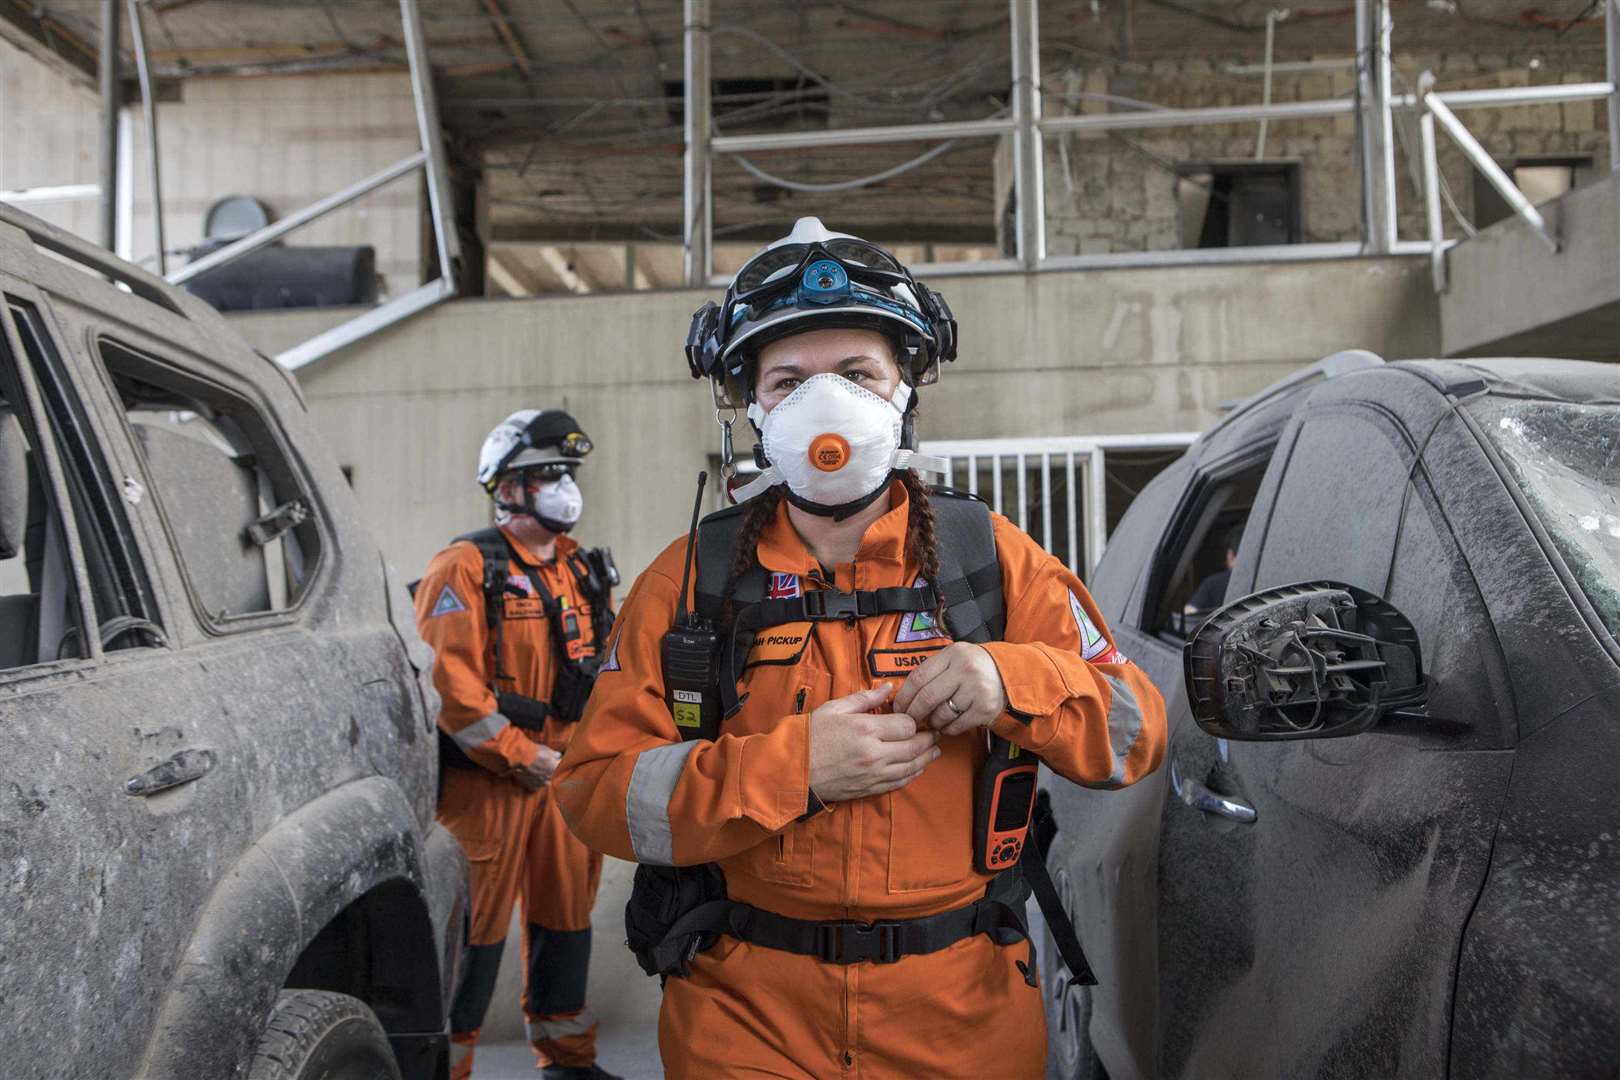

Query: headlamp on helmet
[[477, 408, 592, 494]]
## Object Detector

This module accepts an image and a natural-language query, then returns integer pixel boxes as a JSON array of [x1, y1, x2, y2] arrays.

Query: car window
[[1468, 396, 1620, 643], [1385, 476, 1511, 744], [99, 339, 319, 623], [1142, 451, 1270, 643], [1253, 410, 1407, 594], [0, 395, 85, 669], [4, 303, 162, 664]]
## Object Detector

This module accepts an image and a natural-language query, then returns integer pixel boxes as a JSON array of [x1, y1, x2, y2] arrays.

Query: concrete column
[[1010, 0, 1045, 269], [98, 0, 121, 252], [1357, 0, 1397, 253], [683, 0, 712, 286]]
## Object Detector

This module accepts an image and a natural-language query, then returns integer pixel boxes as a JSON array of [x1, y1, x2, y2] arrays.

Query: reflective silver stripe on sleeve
[[451, 710, 510, 751], [626, 741, 701, 865], [525, 1012, 597, 1041], [1102, 673, 1144, 787]]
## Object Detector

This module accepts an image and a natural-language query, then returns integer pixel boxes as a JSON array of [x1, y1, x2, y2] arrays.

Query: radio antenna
[[676, 471, 708, 626]]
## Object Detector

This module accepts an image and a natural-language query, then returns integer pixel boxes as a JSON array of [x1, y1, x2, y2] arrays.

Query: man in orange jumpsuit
[[415, 409, 620, 1080], [554, 219, 1167, 1078]]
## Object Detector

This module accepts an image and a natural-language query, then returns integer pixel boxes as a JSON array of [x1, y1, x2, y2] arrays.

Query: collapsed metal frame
[[78, 0, 461, 371], [681, 0, 1620, 288]]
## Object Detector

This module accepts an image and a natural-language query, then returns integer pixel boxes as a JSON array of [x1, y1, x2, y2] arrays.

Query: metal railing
[[683, 0, 1620, 287], [21, 0, 464, 372], [919, 434, 1199, 579]]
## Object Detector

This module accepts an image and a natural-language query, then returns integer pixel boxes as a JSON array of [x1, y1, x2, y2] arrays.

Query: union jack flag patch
[[766, 573, 801, 600]]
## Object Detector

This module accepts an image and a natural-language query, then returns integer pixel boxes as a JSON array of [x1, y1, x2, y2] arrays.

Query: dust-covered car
[[0, 204, 466, 1079], [1042, 351, 1620, 1080]]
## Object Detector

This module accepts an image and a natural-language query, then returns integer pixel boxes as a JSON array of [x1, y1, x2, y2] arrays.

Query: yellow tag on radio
[[673, 702, 703, 729]]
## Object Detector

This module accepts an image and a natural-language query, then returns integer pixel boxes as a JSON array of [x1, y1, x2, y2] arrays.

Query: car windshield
[[1472, 396, 1620, 641]]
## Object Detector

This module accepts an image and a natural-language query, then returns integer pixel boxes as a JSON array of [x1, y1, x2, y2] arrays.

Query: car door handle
[[125, 749, 216, 797], [1171, 760, 1257, 824]]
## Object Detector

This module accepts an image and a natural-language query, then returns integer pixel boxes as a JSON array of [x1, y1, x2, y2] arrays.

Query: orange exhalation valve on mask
[[809, 433, 850, 472]]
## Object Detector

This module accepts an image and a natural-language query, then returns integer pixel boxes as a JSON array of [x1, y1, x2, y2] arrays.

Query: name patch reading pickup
[[867, 644, 946, 678], [744, 623, 812, 669]]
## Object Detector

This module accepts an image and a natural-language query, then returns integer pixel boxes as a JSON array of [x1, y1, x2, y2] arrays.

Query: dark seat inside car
[[0, 409, 41, 668]]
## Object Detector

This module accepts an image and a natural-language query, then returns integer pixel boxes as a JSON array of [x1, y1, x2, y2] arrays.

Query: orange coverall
[[554, 482, 1166, 1079], [415, 528, 608, 1079]]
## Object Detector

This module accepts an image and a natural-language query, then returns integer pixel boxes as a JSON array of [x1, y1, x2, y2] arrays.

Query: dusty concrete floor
[[467, 1026, 664, 1079]]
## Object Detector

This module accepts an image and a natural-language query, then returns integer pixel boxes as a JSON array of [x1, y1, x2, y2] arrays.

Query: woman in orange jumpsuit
[[555, 218, 1166, 1079]]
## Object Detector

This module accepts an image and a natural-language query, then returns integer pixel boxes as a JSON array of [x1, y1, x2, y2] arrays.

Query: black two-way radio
[[661, 472, 722, 740]]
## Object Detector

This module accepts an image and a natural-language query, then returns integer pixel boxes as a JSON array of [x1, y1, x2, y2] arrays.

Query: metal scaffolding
[[41, 0, 1616, 361], [681, 0, 1618, 285]]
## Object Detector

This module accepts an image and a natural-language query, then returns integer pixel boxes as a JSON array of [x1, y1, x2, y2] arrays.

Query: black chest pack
[[437, 528, 618, 773], [629, 481, 1095, 987]]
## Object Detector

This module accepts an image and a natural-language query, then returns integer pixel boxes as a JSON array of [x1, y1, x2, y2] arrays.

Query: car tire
[[1043, 924, 1109, 1080], [247, 989, 402, 1080]]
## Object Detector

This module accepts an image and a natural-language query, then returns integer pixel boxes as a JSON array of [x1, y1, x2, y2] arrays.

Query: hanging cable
[[728, 140, 965, 194], [1255, 9, 1291, 159]]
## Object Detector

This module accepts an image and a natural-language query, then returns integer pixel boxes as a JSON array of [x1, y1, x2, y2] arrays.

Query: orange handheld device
[[973, 736, 1039, 873]]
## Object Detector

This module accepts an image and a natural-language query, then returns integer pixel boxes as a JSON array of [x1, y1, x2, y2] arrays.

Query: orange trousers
[[658, 932, 1047, 1079], [440, 765, 604, 1079]]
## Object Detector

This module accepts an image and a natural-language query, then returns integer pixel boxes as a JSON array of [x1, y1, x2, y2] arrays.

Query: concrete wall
[[1035, 49, 1614, 255], [232, 255, 1441, 584], [227, 253, 1439, 1047], [0, 36, 102, 241], [121, 72, 426, 291], [0, 38, 424, 291]]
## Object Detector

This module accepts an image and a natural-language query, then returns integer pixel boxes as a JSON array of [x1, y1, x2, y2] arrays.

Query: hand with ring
[[893, 642, 1010, 736]]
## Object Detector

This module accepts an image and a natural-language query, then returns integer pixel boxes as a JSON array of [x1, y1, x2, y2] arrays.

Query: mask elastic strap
[[731, 466, 781, 503], [894, 449, 949, 476]]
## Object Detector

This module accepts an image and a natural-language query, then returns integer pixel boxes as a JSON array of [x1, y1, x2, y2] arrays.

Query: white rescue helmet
[[476, 409, 592, 493]]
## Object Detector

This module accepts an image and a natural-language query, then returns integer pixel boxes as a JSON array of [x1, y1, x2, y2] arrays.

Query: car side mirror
[[1182, 582, 1427, 741]]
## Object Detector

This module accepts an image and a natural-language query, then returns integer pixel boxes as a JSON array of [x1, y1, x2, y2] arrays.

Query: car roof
[[1393, 357, 1620, 405]]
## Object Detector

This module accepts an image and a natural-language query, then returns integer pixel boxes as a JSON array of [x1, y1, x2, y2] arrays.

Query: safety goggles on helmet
[[685, 237, 957, 406], [517, 462, 577, 485], [730, 237, 909, 298]]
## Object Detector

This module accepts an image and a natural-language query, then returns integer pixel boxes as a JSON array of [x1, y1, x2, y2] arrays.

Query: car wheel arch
[[132, 776, 441, 1080]]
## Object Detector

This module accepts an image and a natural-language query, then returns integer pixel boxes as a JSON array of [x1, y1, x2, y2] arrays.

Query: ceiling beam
[[488, 221, 998, 246], [478, 0, 532, 78], [535, 245, 590, 294], [486, 250, 535, 297], [0, 0, 100, 87]]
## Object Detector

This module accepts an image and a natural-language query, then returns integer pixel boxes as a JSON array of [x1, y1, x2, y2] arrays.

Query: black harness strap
[[641, 883, 1032, 977], [654, 488, 1094, 986]]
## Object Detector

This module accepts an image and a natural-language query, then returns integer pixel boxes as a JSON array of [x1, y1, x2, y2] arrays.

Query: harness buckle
[[815, 920, 901, 964], [803, 589, 861, 622]]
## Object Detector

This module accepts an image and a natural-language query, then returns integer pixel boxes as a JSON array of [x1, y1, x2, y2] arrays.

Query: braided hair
[[899, 469, 948, 632], [721, 486, 783, 623]]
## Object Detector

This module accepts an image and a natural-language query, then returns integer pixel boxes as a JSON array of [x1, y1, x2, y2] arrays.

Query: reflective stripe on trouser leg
[[449, 939, 506, 1036], [449, 1031, 478, 1080], [525, 1009, 600, 1070], [524, 924, 596, 1066]]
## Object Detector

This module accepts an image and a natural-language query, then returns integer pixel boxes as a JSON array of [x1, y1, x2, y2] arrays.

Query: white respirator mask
[[732, 373, 948, 519], [533, 473, 584, 533]]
